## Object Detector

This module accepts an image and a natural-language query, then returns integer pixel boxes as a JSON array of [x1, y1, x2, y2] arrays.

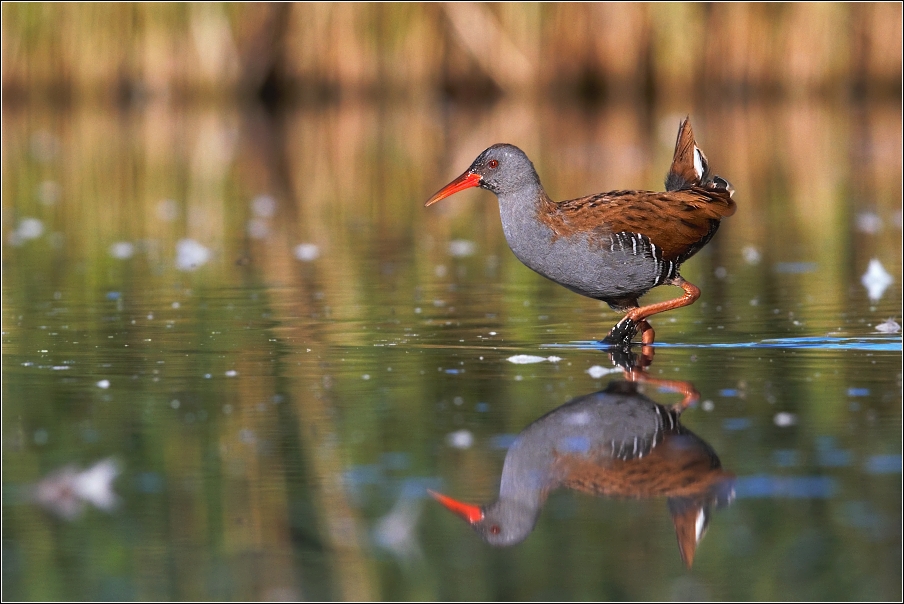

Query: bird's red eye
[[488, 159, 499, 169], [490, 525, 501, 535]]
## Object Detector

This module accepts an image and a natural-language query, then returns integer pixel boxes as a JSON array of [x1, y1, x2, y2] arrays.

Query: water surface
[[2, 99, 901, 601]]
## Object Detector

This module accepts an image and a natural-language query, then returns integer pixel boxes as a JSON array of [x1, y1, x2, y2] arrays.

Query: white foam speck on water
[[109, 241, 135, 259], [294, 243, 320, 262], [773, 412, 797, 427], [586, 365, 621, 379], [446, 429, 474, 449], [507, 355, 561, 364], [855, 212, 883, 234], [96, 379, 110, 389], [742, 245, 762, 265], [32, 458, 120, 520], [861, 259, 893, 301], [9, 217, 44, 245], [175, 239, 211, 271], [225, 370, 238, 377], [875, 318, 901, 334], [448, 239, 477, 257]]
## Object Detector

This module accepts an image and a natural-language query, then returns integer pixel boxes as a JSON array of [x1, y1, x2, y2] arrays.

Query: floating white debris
[[586, 365, 621, 379], [225, 370, 238, 377], [31, 458, 120, 520], [742, 245, 762, 265], [251, 194, 277, 218], [855, 212, 882, 234], [175, 238, 211, 271], [773, 412, 797, 427], [507, 355, 561, 364], [294, 243, 320, 262], [446, 429, 474, 449], [861, 259, 893, 301], [96, 379, 110, 389], [109, 241, 135, 259], [9, 217, 44, 245], [875, 318, 901, 334], [448, 239, 477, 257]]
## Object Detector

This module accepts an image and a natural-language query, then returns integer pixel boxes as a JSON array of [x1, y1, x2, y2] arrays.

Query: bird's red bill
[[424, 172, 481, 206], [428, 489, 484, 523]]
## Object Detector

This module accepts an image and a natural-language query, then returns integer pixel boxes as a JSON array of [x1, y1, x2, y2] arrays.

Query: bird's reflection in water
[[431, 351, 735, 568]]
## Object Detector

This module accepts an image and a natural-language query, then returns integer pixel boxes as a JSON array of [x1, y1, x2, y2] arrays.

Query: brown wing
[[554, 433, 728, 500], [543, 189, 736, 262]]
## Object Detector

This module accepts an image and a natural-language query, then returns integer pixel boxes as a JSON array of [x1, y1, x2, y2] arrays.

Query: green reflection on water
[[2, 100, 901, 601]]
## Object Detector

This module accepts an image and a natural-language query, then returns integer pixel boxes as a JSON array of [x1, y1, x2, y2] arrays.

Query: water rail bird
[[425, 117, 736, 346]]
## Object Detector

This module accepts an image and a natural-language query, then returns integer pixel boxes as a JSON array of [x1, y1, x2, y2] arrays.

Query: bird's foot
[[599, 318, 639, 349]]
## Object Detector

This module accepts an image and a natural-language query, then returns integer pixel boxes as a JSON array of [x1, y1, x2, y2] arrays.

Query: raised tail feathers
[[665, 117, 734, 200]]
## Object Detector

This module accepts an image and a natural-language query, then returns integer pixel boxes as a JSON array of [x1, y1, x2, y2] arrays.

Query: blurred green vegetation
[[2, 3, 901, 105]]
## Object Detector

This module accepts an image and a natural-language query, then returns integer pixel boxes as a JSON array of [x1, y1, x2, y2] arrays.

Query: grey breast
[[501, 208, 666, 300]]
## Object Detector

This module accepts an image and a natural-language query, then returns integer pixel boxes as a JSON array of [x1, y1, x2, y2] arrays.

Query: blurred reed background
[[2, 3, 901, 105]]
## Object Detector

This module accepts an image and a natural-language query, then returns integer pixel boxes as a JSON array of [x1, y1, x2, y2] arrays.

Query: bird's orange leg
[[602, 278, 701, 347], [624, 278, 701, 327]]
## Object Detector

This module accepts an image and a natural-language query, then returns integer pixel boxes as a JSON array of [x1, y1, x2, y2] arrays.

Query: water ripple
[[544, 336, 902, 352]]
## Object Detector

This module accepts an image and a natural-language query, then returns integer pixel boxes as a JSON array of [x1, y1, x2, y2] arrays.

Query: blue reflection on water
[[735, 475, 838, 498], [723, 418, 753, 431], [863, 455, 903, 474], [772, 450, 801, 467], [548, 337, 902, 351], [815, 436, 853, 467]]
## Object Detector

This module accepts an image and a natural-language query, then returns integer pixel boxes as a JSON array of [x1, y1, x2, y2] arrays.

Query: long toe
[[599, 318, 639, 349]]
